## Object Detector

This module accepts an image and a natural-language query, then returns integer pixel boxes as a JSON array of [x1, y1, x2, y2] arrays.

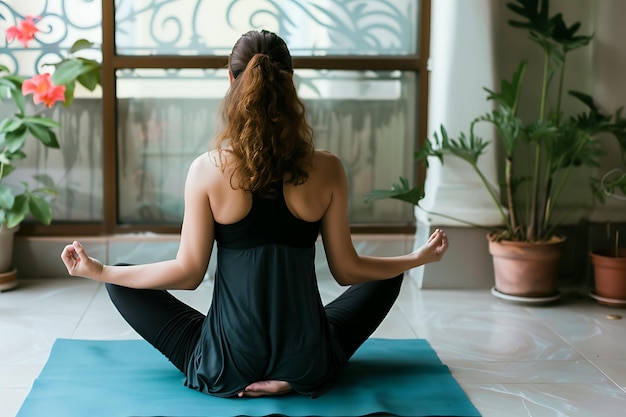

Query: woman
[[61, 30, 448, 399]]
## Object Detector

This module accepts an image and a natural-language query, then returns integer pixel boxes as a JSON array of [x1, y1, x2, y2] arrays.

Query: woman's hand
[[61, 241, 104, 280], [413, 229, 449, 265]]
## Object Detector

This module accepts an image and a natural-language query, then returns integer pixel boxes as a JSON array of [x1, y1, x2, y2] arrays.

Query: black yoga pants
[[105, 271, 404, 374]]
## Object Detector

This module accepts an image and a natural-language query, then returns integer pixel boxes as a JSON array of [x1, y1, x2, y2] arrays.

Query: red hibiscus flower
[[6, 15, 41, 48], [22, 73, 66, 108]]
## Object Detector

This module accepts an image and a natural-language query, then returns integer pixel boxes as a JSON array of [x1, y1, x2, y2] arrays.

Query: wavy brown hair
[[213, 30, 314, 198]]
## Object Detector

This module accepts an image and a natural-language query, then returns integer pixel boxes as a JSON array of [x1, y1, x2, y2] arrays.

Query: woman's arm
[[319, 153, 448, 286], [60, 154, 215, 290]]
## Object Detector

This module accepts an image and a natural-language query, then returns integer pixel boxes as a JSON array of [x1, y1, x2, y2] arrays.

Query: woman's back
[[185, 154, 346, 397]]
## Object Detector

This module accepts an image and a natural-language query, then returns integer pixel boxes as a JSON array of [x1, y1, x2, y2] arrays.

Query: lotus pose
[[61, 30, 448, 399]]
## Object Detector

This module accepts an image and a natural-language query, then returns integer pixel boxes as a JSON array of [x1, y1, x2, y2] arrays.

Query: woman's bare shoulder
[[185, 152, 225, 187], [312, 149, 342, 170], [314, 148, 337, 158]]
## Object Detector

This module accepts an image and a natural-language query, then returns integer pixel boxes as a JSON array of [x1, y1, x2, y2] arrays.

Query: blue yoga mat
[[18, 338, 480, 417]]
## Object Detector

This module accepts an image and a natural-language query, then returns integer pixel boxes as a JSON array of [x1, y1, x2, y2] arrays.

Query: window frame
[[19, 0, 431, 237]]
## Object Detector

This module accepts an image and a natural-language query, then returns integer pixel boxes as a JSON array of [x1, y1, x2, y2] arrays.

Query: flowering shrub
[[0, 15, 101, 228]]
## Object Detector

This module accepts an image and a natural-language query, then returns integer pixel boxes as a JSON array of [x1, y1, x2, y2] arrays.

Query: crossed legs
[[105, 270, 404, 397], [105, 282, 205, 374], [325, 273, 404, 359]]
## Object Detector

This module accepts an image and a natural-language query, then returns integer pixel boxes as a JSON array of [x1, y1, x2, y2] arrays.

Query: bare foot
[[237, 380, 293, 398]]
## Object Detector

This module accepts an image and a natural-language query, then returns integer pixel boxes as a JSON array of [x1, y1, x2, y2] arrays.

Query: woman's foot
[[237, 380, 293, 398]]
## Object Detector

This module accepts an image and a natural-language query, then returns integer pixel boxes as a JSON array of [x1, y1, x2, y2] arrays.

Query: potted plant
[[0, 16, 101, 291], [589, 170, 626, 306], [367, 0, 626, 301]]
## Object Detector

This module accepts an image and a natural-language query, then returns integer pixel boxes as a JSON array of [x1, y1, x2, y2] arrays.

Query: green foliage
[[0, 39, 101, 228], [367, 0, 626, 242], [364, 177, 424, 206]]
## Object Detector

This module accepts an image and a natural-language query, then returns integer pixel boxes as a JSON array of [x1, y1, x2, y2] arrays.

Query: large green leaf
[[26, 122, 60, 149], [0, 75, 26, 114], [28, 194, 53, 225], [5, 194, 28, 228], [25, 116, 61, 129], [0, 117, 24, 133], [484, 61, 527, 113], [507, 0, 553, 37], [77, 67, 101, 91], [76, 58, 101, 91], [70, 39, 95, 54], [0, 78, 23, 107], [0, 163, 15, 180], [0, 185, 15, 210], [431, 124, 490, 167], [4, 125, 27, 153], [63, 80, 76, 107], [34, 174, 56, 188], [477, 108, 522, 157], [52, 59, 92, 86], [1, 150, 25, 162], [365, 177, 424, 206]]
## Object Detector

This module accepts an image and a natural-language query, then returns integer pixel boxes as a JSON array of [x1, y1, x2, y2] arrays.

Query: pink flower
[[6, 15, 41, 48], [22, 73, 66, 108]]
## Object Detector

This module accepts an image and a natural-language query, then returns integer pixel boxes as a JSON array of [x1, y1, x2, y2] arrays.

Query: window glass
[[115, 0, 419, 56], [116, 68, 415, 224]]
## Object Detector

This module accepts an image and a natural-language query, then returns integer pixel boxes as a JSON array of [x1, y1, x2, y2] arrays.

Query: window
[[3, 0, 430, 236]]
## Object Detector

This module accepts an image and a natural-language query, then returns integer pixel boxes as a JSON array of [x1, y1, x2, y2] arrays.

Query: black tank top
[[185, 189, 346, 398]]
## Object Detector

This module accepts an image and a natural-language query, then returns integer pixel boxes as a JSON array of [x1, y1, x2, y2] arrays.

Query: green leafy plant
[[0, 16, 101, 228], [367, 0, 626, 242]]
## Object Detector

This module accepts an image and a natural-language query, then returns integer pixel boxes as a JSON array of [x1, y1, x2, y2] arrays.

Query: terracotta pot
[[591, 248, 626, 301], [0, 268, 18, 292], [0, 224, 18, 273], [487, 235, 565, 297]]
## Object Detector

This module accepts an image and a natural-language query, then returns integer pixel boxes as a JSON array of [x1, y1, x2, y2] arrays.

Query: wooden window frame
[[20, 0, 430, 237]]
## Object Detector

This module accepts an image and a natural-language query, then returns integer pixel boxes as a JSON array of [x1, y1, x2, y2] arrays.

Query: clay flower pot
[[590, 248, 626, 306], [488, 235, 565, 300], [0, 268, 18, 292]]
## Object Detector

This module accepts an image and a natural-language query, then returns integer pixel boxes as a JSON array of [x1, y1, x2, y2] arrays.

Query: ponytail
[[214, 48, 314, 198]]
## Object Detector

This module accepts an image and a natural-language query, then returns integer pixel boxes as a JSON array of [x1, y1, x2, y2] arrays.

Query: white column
[[411, 0, 502, 288], [415, 0, 503, 228]]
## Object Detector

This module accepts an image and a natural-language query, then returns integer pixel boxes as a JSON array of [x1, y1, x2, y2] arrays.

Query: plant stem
[[528, 49, 552, 241], [555, 58, 566, 125], [472, 164, 511, 234], [527, 143, 542, 241], [505, 156, 517, 234], [545, 145, 579, 232], [419, 207, 501, 232], [539, 50, 550, 124], [541, 54, 569, 236]]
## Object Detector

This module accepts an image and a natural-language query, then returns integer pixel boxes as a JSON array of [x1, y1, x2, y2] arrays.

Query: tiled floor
[[2, 276, 626, 417]]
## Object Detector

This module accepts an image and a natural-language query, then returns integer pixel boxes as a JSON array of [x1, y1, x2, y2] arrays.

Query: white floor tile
[[447, 360, 611, 384], [464, 382, 626, 417], [593, 360, 626, 388], [0, 389, 29, 417], [0, 279, 99, 365], [0, 365, 42, 389], [2, 277, 626, 417]]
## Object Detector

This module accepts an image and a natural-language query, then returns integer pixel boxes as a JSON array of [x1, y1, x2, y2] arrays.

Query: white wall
[[590, 0, 626, 221]]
